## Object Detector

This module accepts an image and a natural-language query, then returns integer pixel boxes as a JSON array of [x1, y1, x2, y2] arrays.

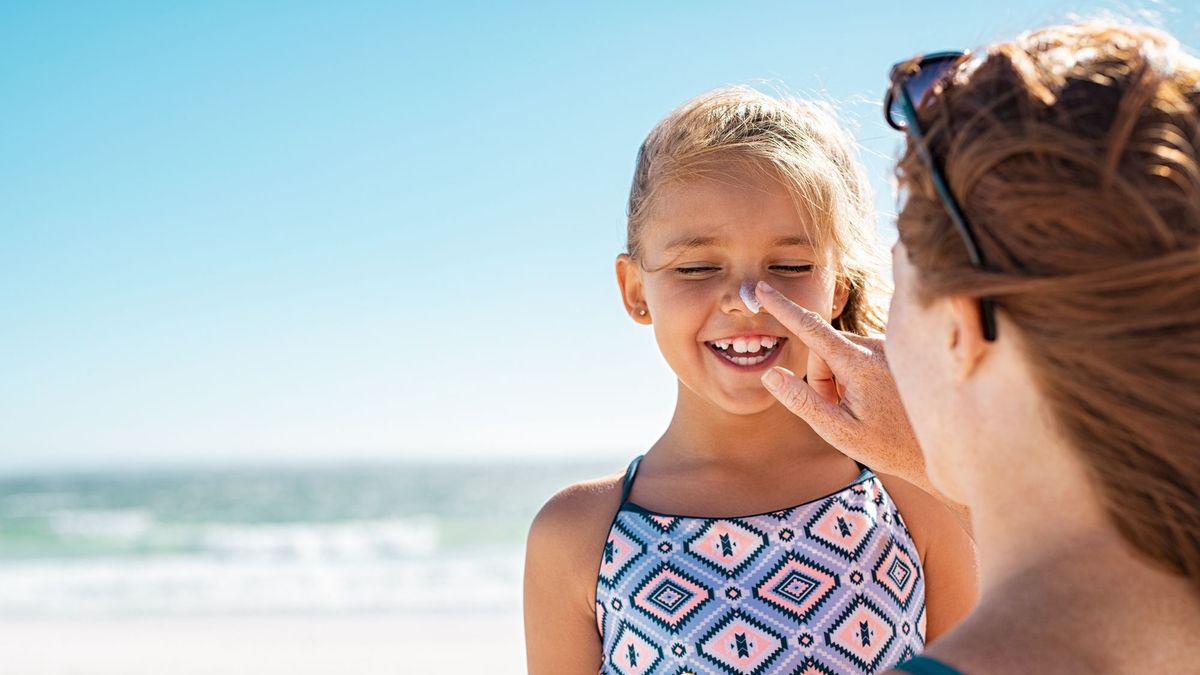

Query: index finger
[[754, 281, 860, 367]]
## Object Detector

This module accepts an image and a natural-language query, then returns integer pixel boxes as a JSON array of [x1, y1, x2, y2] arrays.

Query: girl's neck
[[649, 382, 837, 468]]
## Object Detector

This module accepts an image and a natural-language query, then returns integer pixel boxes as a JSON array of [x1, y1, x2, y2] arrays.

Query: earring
[[638, 309, 648, 316]]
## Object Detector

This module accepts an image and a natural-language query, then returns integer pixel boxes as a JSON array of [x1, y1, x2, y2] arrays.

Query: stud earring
[[638, 309, 648, 316]]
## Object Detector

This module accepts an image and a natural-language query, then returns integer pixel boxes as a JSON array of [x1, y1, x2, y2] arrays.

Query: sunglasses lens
[[889, 55, 962, 128]]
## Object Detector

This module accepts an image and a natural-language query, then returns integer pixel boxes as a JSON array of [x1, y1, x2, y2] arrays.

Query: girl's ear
[[616, 254, 652, 325]]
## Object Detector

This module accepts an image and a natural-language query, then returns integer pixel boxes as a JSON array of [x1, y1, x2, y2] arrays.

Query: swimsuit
[[596, 455, 928, 674]]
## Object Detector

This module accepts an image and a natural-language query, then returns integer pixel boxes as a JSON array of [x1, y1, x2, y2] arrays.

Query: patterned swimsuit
[[595, 456, 927, 675]]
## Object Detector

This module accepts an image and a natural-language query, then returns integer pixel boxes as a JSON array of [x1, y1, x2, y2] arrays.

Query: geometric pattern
[[873, 538, 921, 611], [641, 513, 680, 534], [597, 462, 927, 674], [608, 620, 664, 675], [684, 518, 769, 578], [752, 552, 840, 623], [696, 609, 788, 674], [824, 594, 897, 672], [804, 497, 877, 562], [631, 562, 712, 633], [599, 518, 647, 589]]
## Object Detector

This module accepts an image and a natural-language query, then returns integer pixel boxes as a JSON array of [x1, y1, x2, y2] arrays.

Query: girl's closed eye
[[769, 264, 815, 275], [675, 265, 721, 276]]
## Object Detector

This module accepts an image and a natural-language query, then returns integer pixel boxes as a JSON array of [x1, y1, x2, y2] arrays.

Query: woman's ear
[[947, 295, 989, 380], [616, 254, 652, 325]]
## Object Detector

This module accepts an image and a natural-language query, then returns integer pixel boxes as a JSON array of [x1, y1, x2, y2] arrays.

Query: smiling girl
[[524, 88, 977, 674]]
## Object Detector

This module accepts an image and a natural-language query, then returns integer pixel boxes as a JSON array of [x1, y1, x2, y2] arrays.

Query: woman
[[755, 21, 1200, 674]]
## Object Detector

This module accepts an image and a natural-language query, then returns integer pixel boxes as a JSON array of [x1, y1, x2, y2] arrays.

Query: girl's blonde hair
[[896, 22, 1200, 589], [626, 87, 888, 335]]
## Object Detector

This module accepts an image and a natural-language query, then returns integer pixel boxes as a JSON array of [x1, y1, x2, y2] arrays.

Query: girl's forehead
[[646, 171, 813, 235], [641, 202, 819, 253]]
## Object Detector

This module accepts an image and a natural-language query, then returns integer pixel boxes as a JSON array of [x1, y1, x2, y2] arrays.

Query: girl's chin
[[711, 392, 781, 417]]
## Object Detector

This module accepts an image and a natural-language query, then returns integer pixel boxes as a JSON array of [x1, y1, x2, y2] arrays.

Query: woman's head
[[887, 22, 1200, 585], [616, 87, 888, 415]]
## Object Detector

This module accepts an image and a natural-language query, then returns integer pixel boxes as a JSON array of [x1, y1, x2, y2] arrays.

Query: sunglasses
[[885, 50, 998, 341]]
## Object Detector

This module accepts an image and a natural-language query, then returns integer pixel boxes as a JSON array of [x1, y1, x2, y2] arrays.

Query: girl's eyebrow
[[663, 235, 813, 251], [772, 236, 813, 248], [663, 235, 720, 251]]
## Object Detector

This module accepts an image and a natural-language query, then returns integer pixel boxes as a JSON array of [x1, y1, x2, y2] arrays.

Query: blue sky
[[2, 1, 1196, 472]]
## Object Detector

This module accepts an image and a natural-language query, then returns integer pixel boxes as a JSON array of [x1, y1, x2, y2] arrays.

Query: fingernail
[[756, 281, 776, 296], [761, 368, 783, 391]]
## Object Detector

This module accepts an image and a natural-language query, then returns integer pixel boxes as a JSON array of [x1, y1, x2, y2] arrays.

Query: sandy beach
[[0, 612, 525, 675]]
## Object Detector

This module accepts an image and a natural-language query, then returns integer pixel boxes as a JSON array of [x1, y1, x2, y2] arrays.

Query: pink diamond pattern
[[630, 563, 711, 633], [873, 539, 920, 610], [684, 519, 769, 577], [825, 595, 897, 672], [752, 552, 840, 623], [804, 497, 876, 561], [697, 610, 787, 675], [608, 621, 663, 675]]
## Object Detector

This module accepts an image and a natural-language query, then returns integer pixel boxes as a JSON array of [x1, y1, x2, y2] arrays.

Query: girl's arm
[[881, 475, 979, 643], [524, 483, 615, 674]]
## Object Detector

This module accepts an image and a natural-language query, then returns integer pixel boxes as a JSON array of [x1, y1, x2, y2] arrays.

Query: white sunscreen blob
[[739, 280, 761, 314]]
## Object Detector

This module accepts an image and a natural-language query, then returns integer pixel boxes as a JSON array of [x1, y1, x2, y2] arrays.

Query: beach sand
[[0, 611, 525, 675]]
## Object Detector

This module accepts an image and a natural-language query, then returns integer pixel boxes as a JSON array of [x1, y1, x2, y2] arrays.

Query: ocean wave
[[0, 553, 522, 615]]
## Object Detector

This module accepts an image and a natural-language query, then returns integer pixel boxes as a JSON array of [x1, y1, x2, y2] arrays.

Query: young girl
[[525, 88, 977, 674]]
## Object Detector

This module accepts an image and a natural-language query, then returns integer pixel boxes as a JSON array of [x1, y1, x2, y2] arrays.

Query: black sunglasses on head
[[885, 50, 998, 341]]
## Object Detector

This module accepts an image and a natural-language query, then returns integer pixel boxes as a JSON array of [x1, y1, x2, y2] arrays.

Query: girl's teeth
[[729, 338, 769, 354], [712, 340, 778, 366]]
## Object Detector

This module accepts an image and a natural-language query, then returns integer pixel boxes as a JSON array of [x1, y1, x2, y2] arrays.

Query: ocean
[[0, 458, 622, 673]]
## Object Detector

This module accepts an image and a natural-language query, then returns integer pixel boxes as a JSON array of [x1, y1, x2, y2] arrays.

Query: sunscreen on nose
[[739, 280, 761, 314]]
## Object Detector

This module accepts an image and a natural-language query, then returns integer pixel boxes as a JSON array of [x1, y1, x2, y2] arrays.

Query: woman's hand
[[754, 282, 968, 521]]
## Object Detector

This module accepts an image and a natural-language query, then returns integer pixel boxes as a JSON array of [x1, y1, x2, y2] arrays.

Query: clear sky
[[2, 1, 1197, 472]]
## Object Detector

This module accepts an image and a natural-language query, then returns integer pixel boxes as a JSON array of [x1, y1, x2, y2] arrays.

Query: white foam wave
[[0, 552, 522, 615]]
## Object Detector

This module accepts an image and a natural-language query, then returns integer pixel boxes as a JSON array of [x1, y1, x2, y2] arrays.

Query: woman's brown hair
[[896, 22, 1200, 587]]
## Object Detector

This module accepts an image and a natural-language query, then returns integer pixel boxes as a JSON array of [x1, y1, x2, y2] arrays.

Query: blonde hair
[[896, 22, 1200, 589], [626, 87, 888, 335]]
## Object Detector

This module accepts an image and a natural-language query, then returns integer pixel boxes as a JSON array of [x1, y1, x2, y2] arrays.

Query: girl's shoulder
[[526, 468, 630, 594], [874, 472, 963, 561], [530, 470, 626, 540]]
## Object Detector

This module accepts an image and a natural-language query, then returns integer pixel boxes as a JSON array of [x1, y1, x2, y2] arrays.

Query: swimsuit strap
[[619, 454, 645, 504]]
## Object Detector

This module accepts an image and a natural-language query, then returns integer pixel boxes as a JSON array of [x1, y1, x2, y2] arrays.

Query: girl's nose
[[721, 278, 760, 314]]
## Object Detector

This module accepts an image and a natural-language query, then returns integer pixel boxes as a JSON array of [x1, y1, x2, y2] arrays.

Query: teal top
[[894, 656, 965, 675]]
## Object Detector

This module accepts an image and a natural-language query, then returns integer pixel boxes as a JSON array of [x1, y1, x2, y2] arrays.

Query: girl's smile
[[704, 334, 788, 370]]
